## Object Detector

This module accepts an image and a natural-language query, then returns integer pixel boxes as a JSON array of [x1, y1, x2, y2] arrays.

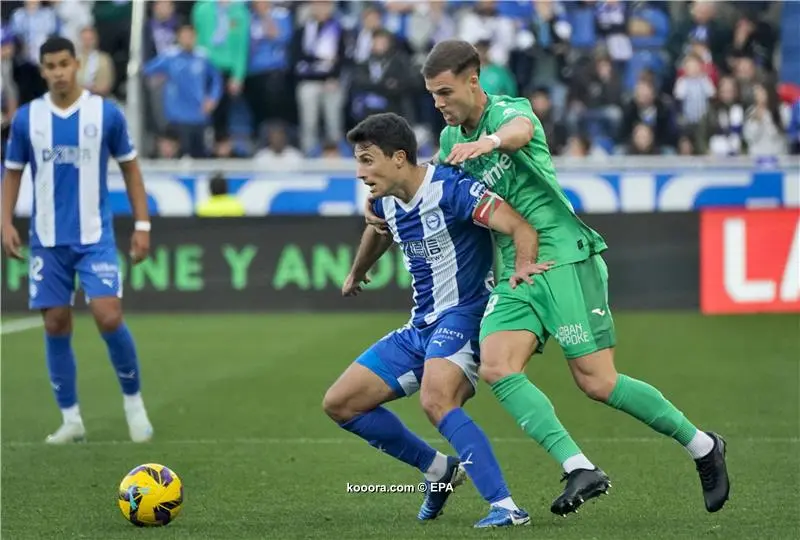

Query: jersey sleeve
[[446, 169, 491, 224], [4, 111, 30, 170], [105, 101, 137, 162], [370, 198, 385, 220], [485, 97, 536, 132]]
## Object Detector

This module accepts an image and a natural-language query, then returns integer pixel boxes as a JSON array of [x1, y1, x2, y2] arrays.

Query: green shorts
[[479, 254, 616, 359]]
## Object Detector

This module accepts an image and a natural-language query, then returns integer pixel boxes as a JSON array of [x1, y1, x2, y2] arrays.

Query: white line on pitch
[[1, 317, 42, 335], [2, 436, 797, 448]]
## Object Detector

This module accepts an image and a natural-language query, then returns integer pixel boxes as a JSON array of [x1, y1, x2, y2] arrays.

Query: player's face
[[424, 69, 480, 126], [354, 144, 402, 198], [40, 50, 78, 95]]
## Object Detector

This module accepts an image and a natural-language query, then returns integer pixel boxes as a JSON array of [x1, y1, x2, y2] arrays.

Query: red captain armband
[[472, 189, 506, 228]]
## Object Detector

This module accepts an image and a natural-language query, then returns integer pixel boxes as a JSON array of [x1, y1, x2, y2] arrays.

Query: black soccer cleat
[[550, 468, 611, 517], [694, 431, 730, 512]]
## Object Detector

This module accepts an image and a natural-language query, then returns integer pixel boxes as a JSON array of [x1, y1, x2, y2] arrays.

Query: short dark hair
[[346, 113, 417, 165], [209, 173, 228, 196], [39, 36, 76, 63], [422, 39, 480, 79]]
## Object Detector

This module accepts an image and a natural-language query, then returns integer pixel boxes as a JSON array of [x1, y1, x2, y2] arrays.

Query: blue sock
[[101, 323, 140, 395], [438, 407, 510, 504], [340, 407, 437, 472], [45, 333, 78, 409]]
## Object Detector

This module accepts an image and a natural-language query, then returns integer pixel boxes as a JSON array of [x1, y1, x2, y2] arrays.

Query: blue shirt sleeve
[[444, 167, 489, 222], [105, 101, 137, 162], [4, 109, 30, 170], [371, 198, 385, 220]]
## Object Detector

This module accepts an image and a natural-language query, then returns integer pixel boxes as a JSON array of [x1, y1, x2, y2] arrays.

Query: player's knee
[[322, 388, 355, 424], [419, 388, 457, 425], [478, 362, 516, 385], [94, 308, 123, 333], [577, 373, 617, 402], [43, 309, 71, 335]]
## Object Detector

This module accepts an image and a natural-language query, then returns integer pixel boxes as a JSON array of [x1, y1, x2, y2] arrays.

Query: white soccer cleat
[[45, 421, 86, 444], [125, 406, 154, 443]]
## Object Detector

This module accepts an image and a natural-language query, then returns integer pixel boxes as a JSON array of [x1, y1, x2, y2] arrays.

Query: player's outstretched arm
[[119, 159, 150, 264], [472, 190, 552, 288], [1, 168, 24, 259], [343, 226, 393, 297]]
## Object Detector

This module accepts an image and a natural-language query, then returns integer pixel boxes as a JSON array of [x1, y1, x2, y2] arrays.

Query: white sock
[[684, 430, 714, 459], [562, 453, 595, 474], [61, 404, 82, 425], [424, 451, 449, 482], [491, 496, 520, 512], [123, 392, 144, 412]]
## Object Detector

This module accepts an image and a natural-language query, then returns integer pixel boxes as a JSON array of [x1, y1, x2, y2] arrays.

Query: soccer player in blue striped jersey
[[323, 113, 552, 528], [1, 37, 154, 444]]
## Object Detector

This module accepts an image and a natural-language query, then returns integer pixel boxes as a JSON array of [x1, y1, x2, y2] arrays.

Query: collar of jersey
[[394, 163, 435, 213], [44, 90, 90, 119]]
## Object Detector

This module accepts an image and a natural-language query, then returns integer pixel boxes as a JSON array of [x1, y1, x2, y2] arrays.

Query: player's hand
[[2, 224, 23, 260], [444, 138, 496, 165], [364, 197, 390, 236], [342, 272, 370, 297], [129, 231, 150, 265], [509, 260, 555, 289]]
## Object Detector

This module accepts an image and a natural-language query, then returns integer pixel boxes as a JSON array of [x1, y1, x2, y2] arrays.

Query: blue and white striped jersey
[[372, 164, 495, 328], [4, 91, 137, 248]]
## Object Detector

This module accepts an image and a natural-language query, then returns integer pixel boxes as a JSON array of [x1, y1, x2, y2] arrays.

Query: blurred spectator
[[476, 39, 517, 97], [695, 76, 744, 156], [320, 139, 342, 158], [1, 30, 19, 154], [728, 15, 776, 72], [50, 0, 92, 46], [407, 1, 456, 66], [674, 52, 715, 127], [244, 0, 293, 136], [92, 0, 132, 99], [349, 3, 383, 64], [529, 87, 567, 155], [743, 83, 787, 156], [567, 51, 623, 137], [253, 124, 304, 170], [350, 29, 412, 122], [291, 0, 346, 154], [678, 133, 697, 156], [145, 0, 182, 60], [620, 77, 675, 148], [564, 133, 608, 161], [667, 1, 730, 70], [192, 0, 251, 156], [593, 0, 633, 65], [143, 24, 223, 158], [457, 0, 516, 67], [788, 98, 800, 155], [77, 27, 115, 97], [627, 123, 661, 155], [733, 55, 763, 107], [10, 0, 61, 65], [197, 173, 246, 218], [155, 128, 181, 160]]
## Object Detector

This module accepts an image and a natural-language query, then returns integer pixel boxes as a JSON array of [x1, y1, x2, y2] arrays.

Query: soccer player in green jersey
[[366, 39, 730, 517]]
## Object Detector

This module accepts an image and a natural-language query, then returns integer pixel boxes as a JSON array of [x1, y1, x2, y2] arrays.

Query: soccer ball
[[118, 463, 184, 527]]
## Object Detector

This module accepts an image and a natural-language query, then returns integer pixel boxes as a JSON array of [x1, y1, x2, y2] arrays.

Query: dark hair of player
[[346, 113, 418, 166], [39, 36, 76, 63], [421, 39, 481, 79]]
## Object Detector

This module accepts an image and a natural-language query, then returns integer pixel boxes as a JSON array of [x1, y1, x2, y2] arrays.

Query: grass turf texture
[[2, 312, 798, 539]]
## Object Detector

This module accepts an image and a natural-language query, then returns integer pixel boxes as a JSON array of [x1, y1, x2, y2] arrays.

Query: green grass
[[2, 312, 799, 539]]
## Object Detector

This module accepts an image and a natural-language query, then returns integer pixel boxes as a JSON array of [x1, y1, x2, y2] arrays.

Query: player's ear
[[393, 150, 405, 168]]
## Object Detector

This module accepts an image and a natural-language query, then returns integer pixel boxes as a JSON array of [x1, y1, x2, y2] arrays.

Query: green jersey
[[437, 93, 607, 278]]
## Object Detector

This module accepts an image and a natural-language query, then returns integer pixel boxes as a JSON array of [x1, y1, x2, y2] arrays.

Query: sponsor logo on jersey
[[42, 146, 92, 165]]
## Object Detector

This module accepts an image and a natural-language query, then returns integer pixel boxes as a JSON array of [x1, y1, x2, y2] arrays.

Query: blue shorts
[[28, 243, 122, 309], [355, 310, 482, 397]]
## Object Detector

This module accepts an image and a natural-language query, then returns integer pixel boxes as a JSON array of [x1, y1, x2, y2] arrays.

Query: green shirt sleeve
[[484, 97, 536, 132], [231, 6, 251, 82]]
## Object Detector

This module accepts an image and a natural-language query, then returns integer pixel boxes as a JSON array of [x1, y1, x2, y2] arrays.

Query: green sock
[[607, 374, 698, 445], [491, 373, 583, 464]]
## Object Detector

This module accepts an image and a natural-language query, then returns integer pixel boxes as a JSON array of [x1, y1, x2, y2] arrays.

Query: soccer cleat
[[417, 456, 466, 520], [550, 468, 611, 517], [694, 432, 730, 512], [45, 421, 86, 444], [473, 506, 531, 528], [125, 406, 154, 443]]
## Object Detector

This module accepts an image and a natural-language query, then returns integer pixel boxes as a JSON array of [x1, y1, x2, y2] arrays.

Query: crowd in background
[[1, 0, 799, 166]]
